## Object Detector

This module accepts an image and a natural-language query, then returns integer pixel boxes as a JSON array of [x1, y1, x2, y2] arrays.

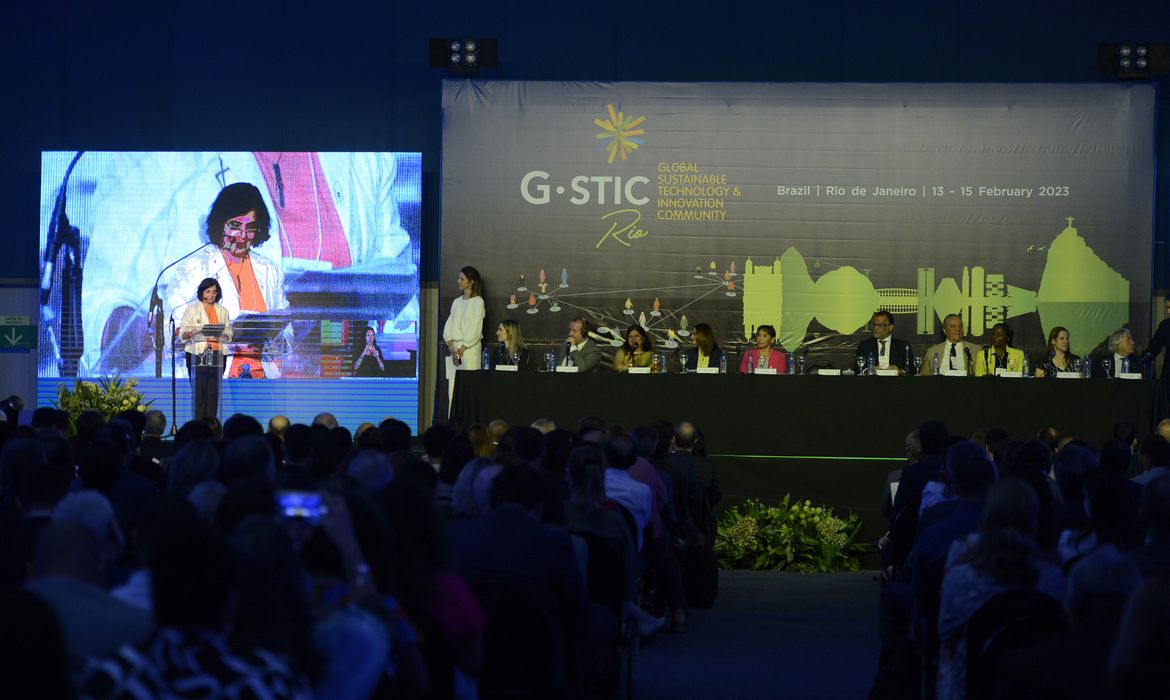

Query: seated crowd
[[871, 417, 1170, 700], [0, 402, 721, 700]]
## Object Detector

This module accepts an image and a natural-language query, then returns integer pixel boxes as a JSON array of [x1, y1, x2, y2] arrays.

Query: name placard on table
[[753, 368, 778, 376], [695, 367, 720, 375], [875, 368, 899, 377], [494, 365, 518, 372], [995, 369, 1024, 378], [940, 368, 967, 377], [628, 367, 651, 374], [556, 365, 579, 373], [1120, 372, 1143, 380], [1057, 372, 1081, 379]]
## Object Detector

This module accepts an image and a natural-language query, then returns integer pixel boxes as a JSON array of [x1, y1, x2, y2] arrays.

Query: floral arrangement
[[55, 375, 151, 428], [714, 495, 866, 573]]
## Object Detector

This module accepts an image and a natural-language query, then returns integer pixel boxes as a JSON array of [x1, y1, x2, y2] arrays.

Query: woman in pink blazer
[[739, 324, 788, 374]]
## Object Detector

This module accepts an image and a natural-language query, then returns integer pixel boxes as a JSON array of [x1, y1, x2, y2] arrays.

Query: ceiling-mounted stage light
[[429, 37, 498, 75], [1097, 42, 1170, 80]]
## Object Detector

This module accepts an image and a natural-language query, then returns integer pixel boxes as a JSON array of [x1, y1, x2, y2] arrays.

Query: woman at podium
[[180, 277, 234, 420]]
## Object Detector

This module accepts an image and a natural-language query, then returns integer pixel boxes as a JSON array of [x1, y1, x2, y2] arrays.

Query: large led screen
[[38, 151, 421, 429]]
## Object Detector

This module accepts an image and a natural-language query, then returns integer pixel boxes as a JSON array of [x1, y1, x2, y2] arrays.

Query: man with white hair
[[312, 412, 339, 430], [26, 495, 152, 663], [531, 418, 557, 435], [1095, 327, 1137, 378]]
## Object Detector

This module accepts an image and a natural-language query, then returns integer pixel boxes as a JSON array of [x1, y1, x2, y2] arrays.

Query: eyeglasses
[[224, 219, 259, 236]]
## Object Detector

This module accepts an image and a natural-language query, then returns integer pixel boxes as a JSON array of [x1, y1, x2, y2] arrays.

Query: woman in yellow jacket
[[974, 322, 1026, 376]]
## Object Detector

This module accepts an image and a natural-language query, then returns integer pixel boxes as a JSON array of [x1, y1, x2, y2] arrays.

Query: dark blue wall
[[4, 1, 1168, 284]]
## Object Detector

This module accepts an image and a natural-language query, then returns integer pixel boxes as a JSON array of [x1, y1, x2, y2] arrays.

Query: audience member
[[1133, 434, 1170, 486], [381, 416, 414, 456], [449, 465, 590, 691], [531, 417, 557, 434], [222, 412, 264, 444], [221, 434, 276, 484], [1131, 472, 1170, 575], [603, 435, 653, 552], [1106, 572, 1170, 699], [994, 545, 1140, 699], [78, 514, 313, 698], [166, 440, 220, 500], [313, 412, 339, 430], [267, 414, 290, 439], [467, 424, 494, 458], [0, 588, 75, 700], [345, 449, 394, 494], [936, 477, 1064, 700], [26, 519, 152, 666]]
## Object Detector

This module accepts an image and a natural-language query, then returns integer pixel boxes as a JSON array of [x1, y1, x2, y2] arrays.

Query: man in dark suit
[[1141, 298, 1170, 386], [134, 410, 173, 478], [565, 317, 603, 372], [855, 310, 915, 374]]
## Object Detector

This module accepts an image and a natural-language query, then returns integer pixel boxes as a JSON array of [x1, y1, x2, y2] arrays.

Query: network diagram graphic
[[504, 262, 740, 348]]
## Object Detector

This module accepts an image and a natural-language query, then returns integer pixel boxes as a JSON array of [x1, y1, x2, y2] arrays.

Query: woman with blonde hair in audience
[[467, 424, 494, 458]]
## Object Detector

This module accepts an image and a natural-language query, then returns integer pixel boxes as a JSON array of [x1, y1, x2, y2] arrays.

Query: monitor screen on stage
[[38, 151, 422, 429]]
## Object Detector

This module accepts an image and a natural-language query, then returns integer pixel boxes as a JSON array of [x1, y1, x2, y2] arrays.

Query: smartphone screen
[[276, 490, 328, 522]]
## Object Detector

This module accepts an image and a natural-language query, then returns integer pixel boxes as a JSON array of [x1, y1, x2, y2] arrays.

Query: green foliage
[[54, 374, 151, 431], [714, 495, 866, 573]]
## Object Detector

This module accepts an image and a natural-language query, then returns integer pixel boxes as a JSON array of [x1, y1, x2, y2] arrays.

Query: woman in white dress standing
[[442, 266, 485, 410]]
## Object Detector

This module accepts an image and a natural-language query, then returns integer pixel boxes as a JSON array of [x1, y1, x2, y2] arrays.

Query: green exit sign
[[0, 325, 35, 351]]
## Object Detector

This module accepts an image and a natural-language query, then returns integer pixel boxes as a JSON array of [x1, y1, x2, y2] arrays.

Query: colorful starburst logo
[[594, 104, 645, 164]]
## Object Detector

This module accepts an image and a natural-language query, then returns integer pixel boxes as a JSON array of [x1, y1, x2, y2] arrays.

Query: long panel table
[[452, 372, 1158, 457]]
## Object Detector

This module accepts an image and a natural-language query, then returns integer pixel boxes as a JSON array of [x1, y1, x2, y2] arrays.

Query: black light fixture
[[429, 37, 498, 74], [1097, 43, 1170, 80]]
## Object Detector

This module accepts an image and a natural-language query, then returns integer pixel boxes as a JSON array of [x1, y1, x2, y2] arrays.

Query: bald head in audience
[[267, 415, 289, 438]]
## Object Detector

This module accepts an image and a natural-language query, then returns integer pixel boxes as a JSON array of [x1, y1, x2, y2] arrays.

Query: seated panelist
[[1091, 327, 1138, 378], [491, 319, 532, 371], [974, 322, 1025, 376], [680, 323, 725, 371], [855, 310, 914, 374], [739, 324, 787, 374], [921, 313, 980, 376], [1034, 326, 1080, 377], [613, 324, 654, 372]]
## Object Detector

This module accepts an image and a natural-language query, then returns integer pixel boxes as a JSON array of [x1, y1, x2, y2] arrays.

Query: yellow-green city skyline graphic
[[742, 217, 1129, 357]]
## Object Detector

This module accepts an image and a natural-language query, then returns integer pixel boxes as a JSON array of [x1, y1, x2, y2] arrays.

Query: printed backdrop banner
[[440, 81, 1154, 363]]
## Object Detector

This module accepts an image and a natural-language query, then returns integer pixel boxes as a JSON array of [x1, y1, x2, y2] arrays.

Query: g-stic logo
[[595, 104, 645, 164]]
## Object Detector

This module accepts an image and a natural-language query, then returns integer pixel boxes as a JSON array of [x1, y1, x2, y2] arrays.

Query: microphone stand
[[170, 315, 178, 436]]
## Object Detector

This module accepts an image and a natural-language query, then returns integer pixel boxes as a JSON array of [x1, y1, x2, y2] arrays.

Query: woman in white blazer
[[180, 278, 234, 419]]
